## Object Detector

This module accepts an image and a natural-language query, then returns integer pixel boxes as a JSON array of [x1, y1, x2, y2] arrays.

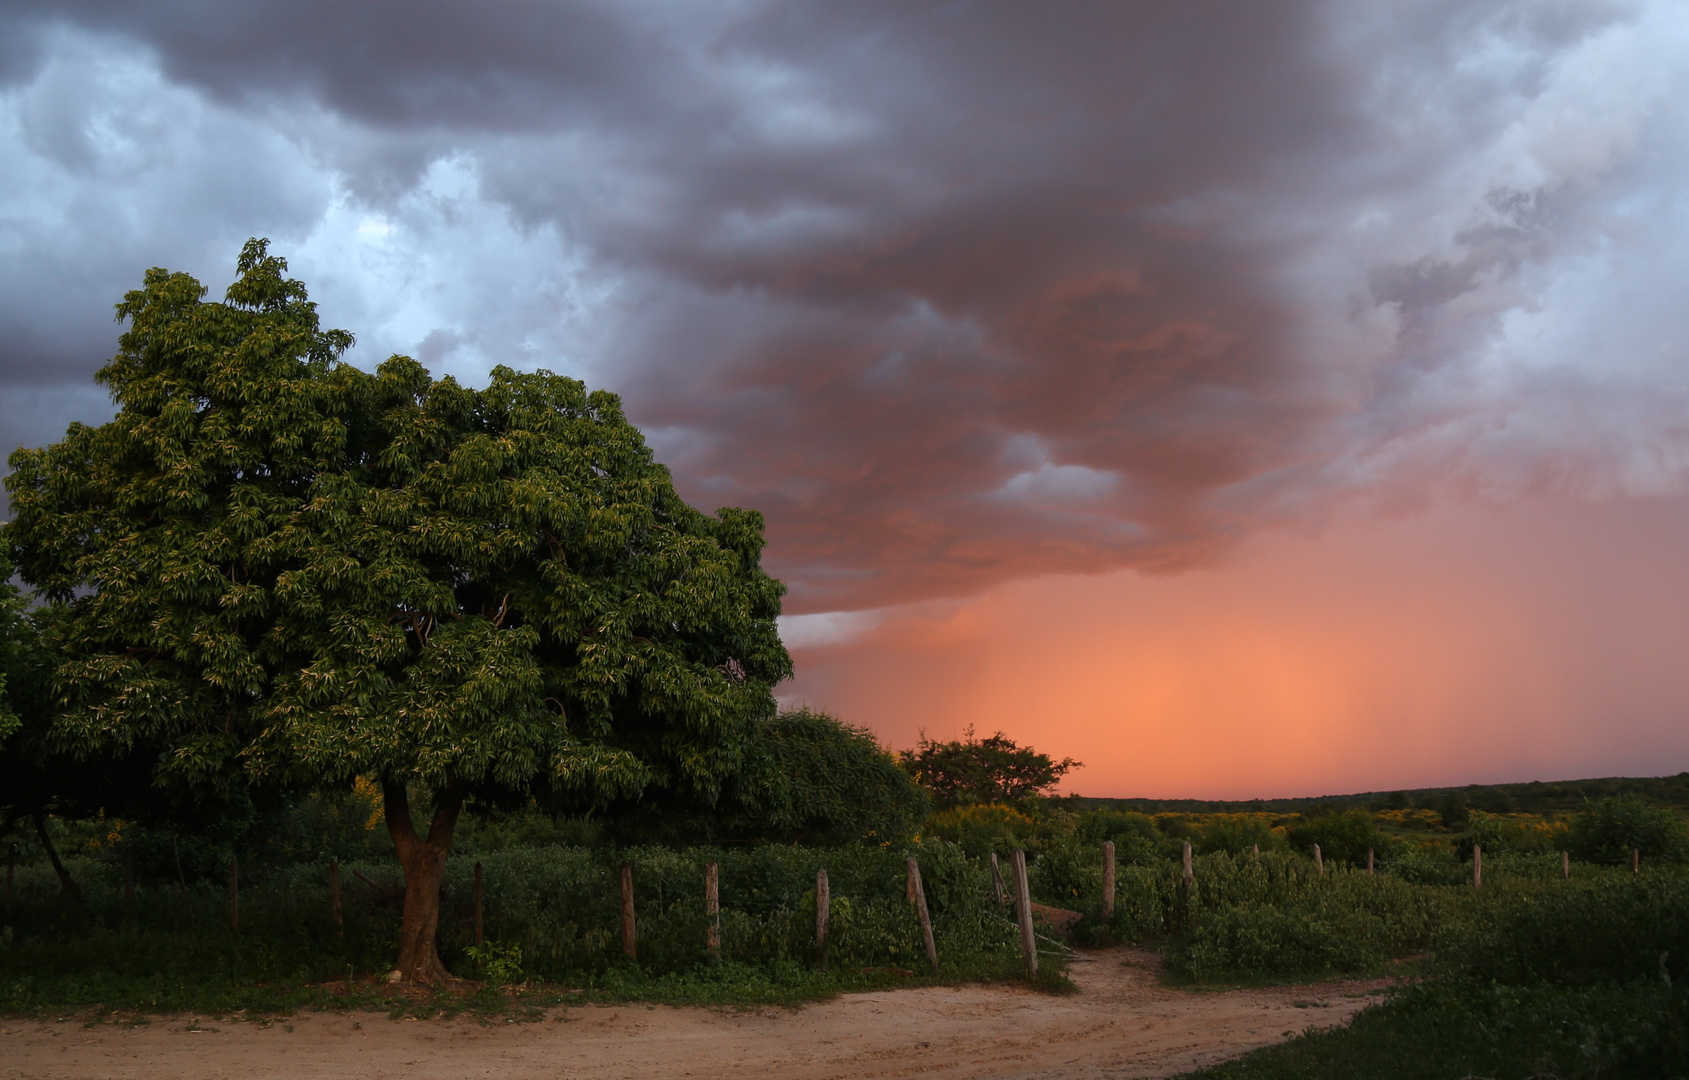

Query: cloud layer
[[3, 0, 1688, 614]]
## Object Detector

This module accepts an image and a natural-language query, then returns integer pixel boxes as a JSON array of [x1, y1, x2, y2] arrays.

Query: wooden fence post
[[990, 853, 1007, 906], [123, 845, 134, 929], [1366, 847, 1375, 876], [229, 855, 239, 931], [815, 869, 830, 968], [1313, 844, 1323, 875], [1101, 841, 1116, 919], [1251, 843, 1259, 865], [1012, 849, 1037, 979], [907, 857, 938, 974], [330, 859, 342, 938], [1472, 845, 1482, 891], [1633, 848, 1640, 874], [473, 861, 484, 950], [620, 861, 636, 960], [1182, 841, 1194, 888], [1562, 850, 1570, 879], [705, 862, 721, 959]]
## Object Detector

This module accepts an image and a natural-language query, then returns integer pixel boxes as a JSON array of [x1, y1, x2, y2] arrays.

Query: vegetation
[[4, 241, 791, 982], [611, 707, 929, 845], [902, 726, 1079, 807], [0, 804, 1056, 1015]]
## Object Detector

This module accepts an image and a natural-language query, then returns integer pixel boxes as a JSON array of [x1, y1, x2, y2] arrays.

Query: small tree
[[5, 242, 791, 981], [902, 726, 1079, 808]]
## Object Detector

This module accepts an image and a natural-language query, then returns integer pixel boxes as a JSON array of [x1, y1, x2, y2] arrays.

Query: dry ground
[[2, 949, 1387, 1079]]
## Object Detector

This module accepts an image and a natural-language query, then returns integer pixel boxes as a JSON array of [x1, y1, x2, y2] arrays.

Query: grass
[[1182, 980, 1689, 1080]]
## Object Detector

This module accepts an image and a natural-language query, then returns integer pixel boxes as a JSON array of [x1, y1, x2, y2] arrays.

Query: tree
[[902, 726, 1079, 808], [5, 241, 792, 981]]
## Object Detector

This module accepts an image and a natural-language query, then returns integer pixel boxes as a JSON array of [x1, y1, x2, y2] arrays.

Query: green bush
[[1465, 810, 1565, 856], [1168, 904, 1389, 981], [1160, 855, 1453, 981], [1568, 796, 1687, 865], [1195, 814, 1286, 856], [1285, 809, 1388, 865], [1450, 873, 1689, 985], [924, 804, 1038, 858]]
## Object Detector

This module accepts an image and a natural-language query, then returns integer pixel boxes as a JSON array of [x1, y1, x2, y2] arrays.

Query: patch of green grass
[[1180, 979, 1689, 1080]]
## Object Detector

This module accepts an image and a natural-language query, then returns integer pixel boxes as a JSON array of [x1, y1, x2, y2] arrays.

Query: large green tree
[[5, 241, 791, 981]]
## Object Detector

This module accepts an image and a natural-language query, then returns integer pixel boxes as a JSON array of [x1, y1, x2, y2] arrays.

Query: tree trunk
[[383, 780, 467, 984], [33, 813, 84, 903]]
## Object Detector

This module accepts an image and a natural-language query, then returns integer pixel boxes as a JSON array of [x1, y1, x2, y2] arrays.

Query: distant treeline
[[1061, 771, 1689, 816]]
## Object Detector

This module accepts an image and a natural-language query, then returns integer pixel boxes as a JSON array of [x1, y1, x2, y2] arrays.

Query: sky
[[3, 1, 1689, 797]]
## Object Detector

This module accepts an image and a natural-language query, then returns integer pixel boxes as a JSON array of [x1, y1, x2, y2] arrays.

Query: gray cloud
[[2, 0, 1687, 610]]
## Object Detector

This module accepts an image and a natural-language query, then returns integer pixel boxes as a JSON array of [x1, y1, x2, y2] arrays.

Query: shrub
[[1285, 808, 1388, 865], [1451, 873, 1689, 985], [1567, 796, 1687, 865], [1195, 814, 1286, 856], [1167, 904, 1389, 981], [1466, 810, 1566, 856], [925, 804, 1038, 858]]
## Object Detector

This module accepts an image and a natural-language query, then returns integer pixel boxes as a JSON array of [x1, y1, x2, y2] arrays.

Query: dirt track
[[3, 950, 1385, 1079]]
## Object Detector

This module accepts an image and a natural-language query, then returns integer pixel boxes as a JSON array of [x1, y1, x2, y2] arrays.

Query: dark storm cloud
[[2, 0, 1685, 610]]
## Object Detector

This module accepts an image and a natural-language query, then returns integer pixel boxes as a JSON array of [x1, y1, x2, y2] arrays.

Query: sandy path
[[2, 950, 1385, 1080]]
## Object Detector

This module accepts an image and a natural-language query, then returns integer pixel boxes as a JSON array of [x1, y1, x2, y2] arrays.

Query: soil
[[2, 949, 1388, 1079]]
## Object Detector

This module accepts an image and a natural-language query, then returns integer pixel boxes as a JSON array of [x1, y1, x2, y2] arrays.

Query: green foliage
[[1284, 808, 1388, 865], [1178, 860, 1689, 1078], [464, 941, 524, 986], [1465, 810, 1566, 855], [1074, 808, 1158, 846], [0, 550, 23, 748], [924, 803, 1039, 857], [616, 708, 927, 845], [4, 237, 792, 822], [902, 726, 1078, 808], [1194, 814, 1286, 856], [1158, 855, 1450, 981], [1184, 979, 1689, 1080], [1567, 795, 1687, 865], [1449, 874, 1689, 985], [0, 838, 1044, 1013]]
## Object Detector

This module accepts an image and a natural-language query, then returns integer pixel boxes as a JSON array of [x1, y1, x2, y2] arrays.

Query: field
[[3, 789, 1688, 1078]]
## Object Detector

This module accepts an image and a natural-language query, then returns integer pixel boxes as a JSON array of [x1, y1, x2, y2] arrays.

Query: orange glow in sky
[[779, 495, 1689, 799]]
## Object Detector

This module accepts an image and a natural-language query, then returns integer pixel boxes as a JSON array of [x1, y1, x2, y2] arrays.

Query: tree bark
[[383, 780, 467, 984], [33, 813, 84, 903]]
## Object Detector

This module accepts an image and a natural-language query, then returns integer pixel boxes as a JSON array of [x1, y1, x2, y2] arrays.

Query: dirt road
[[3, 950, 1384, 1079]]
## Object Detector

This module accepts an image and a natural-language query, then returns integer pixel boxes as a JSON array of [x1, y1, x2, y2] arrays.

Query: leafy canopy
[[902, 726, 1080, 809], [4, 240, 792, 812]]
